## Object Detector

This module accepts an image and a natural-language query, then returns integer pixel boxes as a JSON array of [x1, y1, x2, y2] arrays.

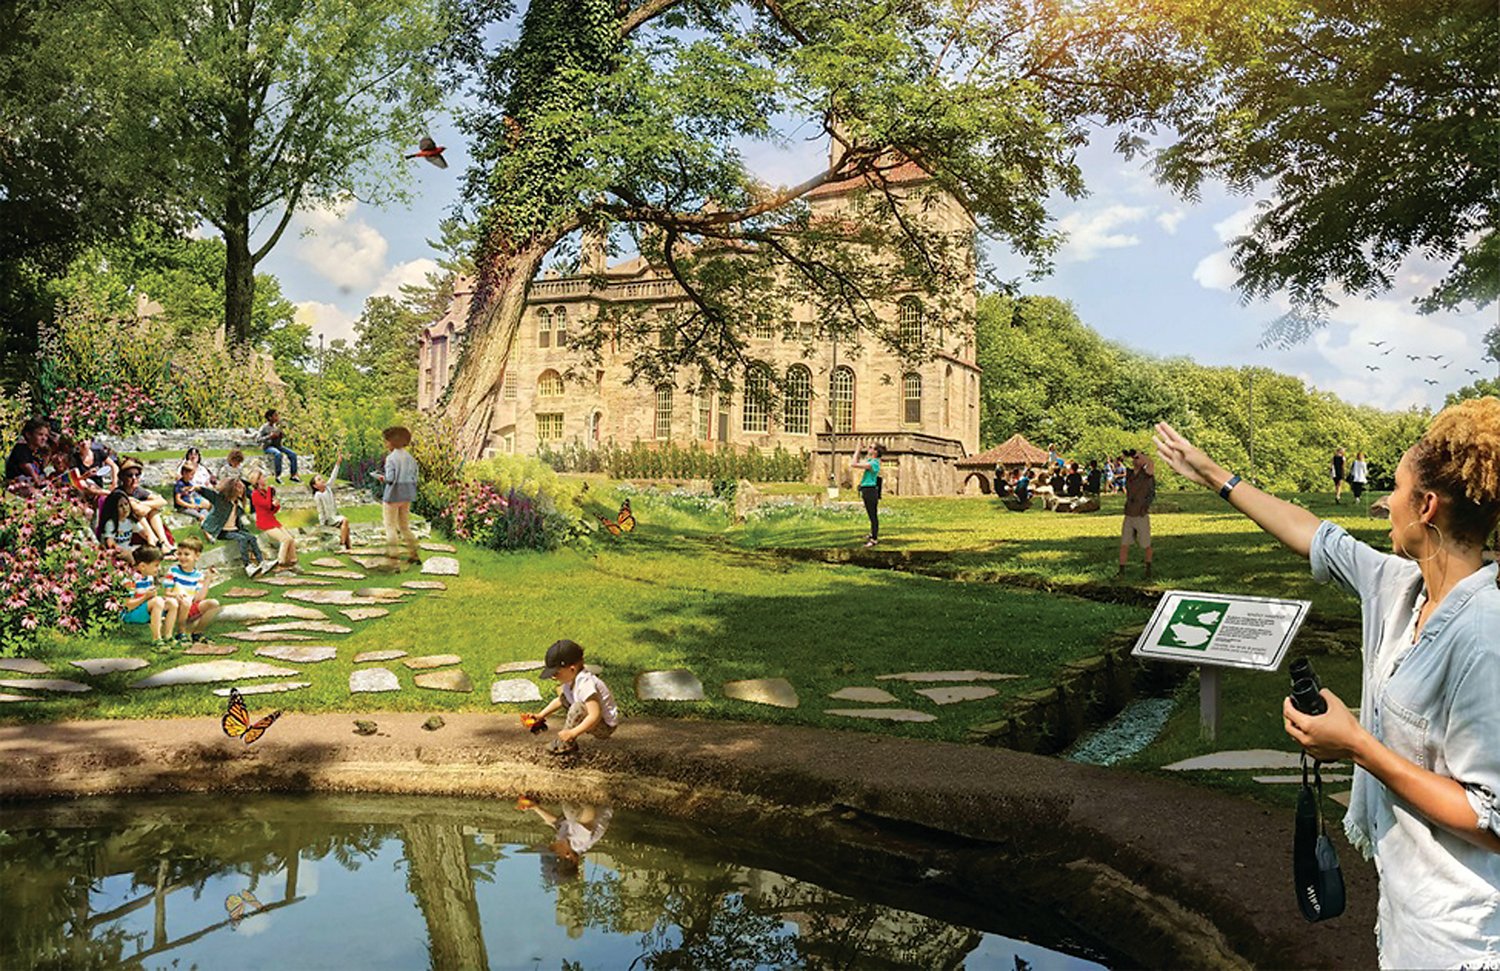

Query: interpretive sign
[[1132, 590, 1310, 671]]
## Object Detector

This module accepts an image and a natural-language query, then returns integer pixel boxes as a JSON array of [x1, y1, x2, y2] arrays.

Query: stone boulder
[[1368, 495, 1390, 519]]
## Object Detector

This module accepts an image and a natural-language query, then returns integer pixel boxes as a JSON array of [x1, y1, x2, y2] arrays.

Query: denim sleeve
[[1449, 638, 1500, 836], [1308, 519, 1400, 600]]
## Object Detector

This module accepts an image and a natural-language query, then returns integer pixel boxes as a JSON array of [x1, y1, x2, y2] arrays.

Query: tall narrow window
[[752, 319, 775, 340], [742, 370, 768, 433], [697, 390, 713, 440], [538, 369, 564, 398], [830, 366, 854, 433], [536, 413, 563, 442], [655, 384, 673, 440], [899, 297, 924, 346], [502, 369, 517, 400], [553, 306, 568, 345], [943, 365, 953, 429], [537, 308, 552, 348], [435, 337, 449, 394], [785, 365, 811, 435], [903, 372, 922, 425]]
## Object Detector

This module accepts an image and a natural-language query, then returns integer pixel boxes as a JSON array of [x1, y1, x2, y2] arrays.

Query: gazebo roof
[[956, 433, 1050, 469]]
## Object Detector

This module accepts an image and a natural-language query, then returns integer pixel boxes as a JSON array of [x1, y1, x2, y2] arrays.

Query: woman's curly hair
[[1409, 396, 1500, 548]]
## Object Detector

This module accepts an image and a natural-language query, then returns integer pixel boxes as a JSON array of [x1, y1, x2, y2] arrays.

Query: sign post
[[1131, 590, 1311, 742]]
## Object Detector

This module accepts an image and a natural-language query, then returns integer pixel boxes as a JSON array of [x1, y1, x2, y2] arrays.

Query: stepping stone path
[[421, 557, 460, 576], [1163, 750, 1316, 772], [222, 631, 315, 642], [490, 679, 543, 704], [287, 589, 393, 606], [420, 542, 456, 553], [307, 570, 367, 580], [261, 576, 333, 586], [0, 659, 50, 674], [915, 685, 998, 705], [212, 682, 311, 697], [354, 650, 407, 663], [222, 587, 267, 598], [829, 687, 898, 704], [350, 555, 388, 570], [132, 661, 299, 688], [312, 557, 347, 568], [255, 645, 338, 664], [249, 621, 353, 635], [402, 580, 447, 591], [71, 658, 148, 676], [186, 644, 238, 656], [350, 668, 400, 693], [218, 602, 328, 624], [827, 708, 936, 723], [415, 669, 472, 692], [635, 670, 705, 702], [876, 670, 1024, 683], [723, 678, 799, 709], [495, 660, 544, 674], [340, 607, 389, 621], [0, 693, 38, 702], [0, 678, 90, 693], [405, 654, 462, 670]]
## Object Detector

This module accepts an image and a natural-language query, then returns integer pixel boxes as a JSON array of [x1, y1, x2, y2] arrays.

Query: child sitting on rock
[[164, 536, 221, 645], [309, 458, 351, 552], [529, 639, 618, 757], [173, 463, 211, 523], [121, 546, 179, 650]]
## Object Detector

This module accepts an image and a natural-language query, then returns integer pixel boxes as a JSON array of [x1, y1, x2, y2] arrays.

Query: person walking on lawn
[[1118, 448, 1155, 579], [371, 426, 420, 566]]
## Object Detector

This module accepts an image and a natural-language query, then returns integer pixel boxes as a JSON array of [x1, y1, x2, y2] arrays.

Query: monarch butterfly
[[222, 688, 282, 745], [598, 499, 636, 536], [225, 889, 263, 927]]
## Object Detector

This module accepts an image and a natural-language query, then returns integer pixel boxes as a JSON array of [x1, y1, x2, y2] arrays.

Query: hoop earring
[[1400, 520, 1443, 563]]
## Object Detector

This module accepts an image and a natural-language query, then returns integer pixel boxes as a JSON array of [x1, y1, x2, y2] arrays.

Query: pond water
[[0, 793, 1116, 970]]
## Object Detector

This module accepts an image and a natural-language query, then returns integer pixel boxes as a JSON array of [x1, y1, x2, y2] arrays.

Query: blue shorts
[[122, 602, 152, 624]]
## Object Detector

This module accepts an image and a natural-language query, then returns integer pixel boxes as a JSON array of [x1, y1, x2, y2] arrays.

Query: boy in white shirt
[[530, 639, 618, 756]]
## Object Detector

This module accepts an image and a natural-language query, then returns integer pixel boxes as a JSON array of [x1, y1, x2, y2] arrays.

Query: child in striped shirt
[[164, 537, 221, 645], [120, 546, 179, 650]]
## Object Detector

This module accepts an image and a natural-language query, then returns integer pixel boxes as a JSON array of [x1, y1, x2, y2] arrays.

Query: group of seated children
[[119, 539, 222, 651]]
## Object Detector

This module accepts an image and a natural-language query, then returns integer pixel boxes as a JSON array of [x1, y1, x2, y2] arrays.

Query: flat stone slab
[[1163, 750, 1316, 772], [254, 645, 338, 664], [415, 669, 472, 692], [286, 589, 392, 606], [132, 661, 299, 688], [312, 557, 347, 568], [354, 587, 408, 600], [212, 681, 311, 697], [185, 644, 238, 656], [354, 650, 408, 663], [0, 659, 50, 674], [221, 587, 267, 598], [0, 678, 91, 693], [1253, 774, 1354, 784], [723, 677, 799, 709], [421, 556, 460, 576], [829, 686, 898, 704], [350, 668, 400, 693], [420, 542, 456, 552], [876, 670, 1024, 683], [495, 660, 544, 674], [402, 580, 447, 590], [350, 555, 389, 570], [635, 670, 705, 702], [404, 654, 462, 670], [71, 658, 149, 676], [340, 607, 390, 621], [259, 576, 334, 586], [218, 602, 328, 624], [827, 708, 937, 723], [306, 570, 367, 580], [249, 621, 353, 635], [1330, 790, 1352, 807], [915, 685, 999, 705], [0, 693, 40, 702], [222, 631, 314, 642], [490, 679, 543, 704]]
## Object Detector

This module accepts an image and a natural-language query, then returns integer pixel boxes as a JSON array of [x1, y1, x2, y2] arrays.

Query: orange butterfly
[[598, 499, 636, 535], [225, 889, 263, 927], [222, 688, 282, 745]]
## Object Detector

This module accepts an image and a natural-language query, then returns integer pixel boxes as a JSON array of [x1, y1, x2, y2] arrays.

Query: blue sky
[[263, 114, 1494, 413]]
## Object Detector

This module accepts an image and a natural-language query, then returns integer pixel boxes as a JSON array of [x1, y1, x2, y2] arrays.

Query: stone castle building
[[418, 156, 981, 495]]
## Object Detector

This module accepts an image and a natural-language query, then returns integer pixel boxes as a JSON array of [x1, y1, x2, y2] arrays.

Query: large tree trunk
[[401, 822, 489, 971], [224, 217, 255, 348]]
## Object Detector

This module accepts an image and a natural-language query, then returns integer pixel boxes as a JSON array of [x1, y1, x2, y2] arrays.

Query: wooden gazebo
[[954, 434, 1050, 494]]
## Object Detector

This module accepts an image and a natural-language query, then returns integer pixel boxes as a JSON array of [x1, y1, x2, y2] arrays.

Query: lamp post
[[1248, 369, 1255, 485], [827, 331, 840, 498]]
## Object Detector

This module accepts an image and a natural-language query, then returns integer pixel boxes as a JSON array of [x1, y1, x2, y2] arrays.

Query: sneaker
[[190, 632, 212, 645], [289, 475, 301, 483], [176, 631, 192, 645], [151, 638, 173, 653], [864, 538, 877, 548]]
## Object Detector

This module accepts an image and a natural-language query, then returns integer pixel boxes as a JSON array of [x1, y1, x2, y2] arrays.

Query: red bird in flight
[[406, 135, 447, 169]]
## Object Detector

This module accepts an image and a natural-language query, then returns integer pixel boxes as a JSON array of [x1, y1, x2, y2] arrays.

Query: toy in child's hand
[[521, 713, 549, 734], [515, 796, 537, 811]]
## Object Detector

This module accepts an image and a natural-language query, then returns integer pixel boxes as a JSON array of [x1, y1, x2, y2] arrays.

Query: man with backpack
[[1118, 448, 1156, 579]]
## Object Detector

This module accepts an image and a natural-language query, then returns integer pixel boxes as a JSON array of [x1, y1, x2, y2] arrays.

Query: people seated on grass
[[98, 461, 174, 556], [248, 468, 298, 572], [173, 463, 211, 523], [994, 470, 1011, 497], [1065, 461, 1084, 497], [257, 408, 300, 483], [372, 426, 420, 566], [310, 457, 351, 552], [5, 417, 51, 496], [1085, 459, 1103, 496], [61, 435, 119, 505], [201, 477, 270, 577], [184, 447, 215, 489], [120, 546, 179, 650], [530, 639, 618, 757], [1015, 468, 1032, 504], [164, 537, 220, 645]]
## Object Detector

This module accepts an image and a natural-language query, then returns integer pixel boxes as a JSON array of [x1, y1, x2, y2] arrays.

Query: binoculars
[[1289, 658, 1327, 716]]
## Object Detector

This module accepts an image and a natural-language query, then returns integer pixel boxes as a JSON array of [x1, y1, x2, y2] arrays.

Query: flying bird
[[1440, 362, 1451, 369], [1381, 348, 1393, 355], [1368, 340, 1386, 347], [1424, 379, 1440, 385], [1466, 368, 1481, 375], [1427, 354, 1444, 361], [1406, 354, 1422, 361], [405, 135, 447, 168], [1364, 365, 1381, 372]]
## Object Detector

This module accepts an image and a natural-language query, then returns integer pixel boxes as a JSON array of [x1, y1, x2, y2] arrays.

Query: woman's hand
[[1153, 422, 1227, 490], [1283, 689, 1369, 763]]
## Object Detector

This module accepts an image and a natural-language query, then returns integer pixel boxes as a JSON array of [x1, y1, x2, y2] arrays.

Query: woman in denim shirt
[[1154, 398, 1500, 969]]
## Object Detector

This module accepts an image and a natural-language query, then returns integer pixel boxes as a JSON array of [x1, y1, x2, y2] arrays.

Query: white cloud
[[371, 258, 441, 299], [1155, 208, 1186, 235], [1212, 203, 1263, 243], [1192, 250, 1238, 292], [294, 300, 358, 345], [1056, 205, 1149, 262], [297, 200, 389, 291]]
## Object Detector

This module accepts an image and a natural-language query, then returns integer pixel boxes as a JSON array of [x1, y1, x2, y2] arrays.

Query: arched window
[[830, 366, 854, 433], [943, 365, 953, 429], [903, 372, 922, 425], [654, 384, 673, 440], [537, 308, 552, 348], [538, 369, 564, 397], [899, 297, 924, 346], [742, 370, 768, 433], [553, 306, 568, 345], [785, 365, 811, 435]]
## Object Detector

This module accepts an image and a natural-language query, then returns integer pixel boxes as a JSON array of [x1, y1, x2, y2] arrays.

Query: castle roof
[[956, 433, 1049, 469]]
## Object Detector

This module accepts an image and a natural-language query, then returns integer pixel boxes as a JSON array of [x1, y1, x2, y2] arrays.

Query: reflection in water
[[0, 795, 1110, 970]]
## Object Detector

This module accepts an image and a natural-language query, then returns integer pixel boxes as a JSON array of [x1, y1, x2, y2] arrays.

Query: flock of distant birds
[[1363, 341, 1480, 386]]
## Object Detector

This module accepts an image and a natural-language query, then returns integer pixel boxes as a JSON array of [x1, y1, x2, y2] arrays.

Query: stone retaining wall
[[99, 428, 261, 453]]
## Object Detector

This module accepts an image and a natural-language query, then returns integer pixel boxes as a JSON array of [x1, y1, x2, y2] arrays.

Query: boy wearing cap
[[530, 639, 618, 756]]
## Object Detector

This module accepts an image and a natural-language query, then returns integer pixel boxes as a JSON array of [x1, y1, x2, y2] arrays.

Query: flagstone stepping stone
[[495, 660, 544, 674], [185, 644, 238, 656], [286, 589, 391, 606], [1252, 774, 1353, 784], [350, 668, 400, 693], [876, 670, 1024, 683], [421, 556, 460, 576], [829, 686, 898, 704], [420, 542, 456, 553], [307, 570, 367, 580], [218, 602, 328, 624], [260, 576, 333, 586], [0, 678, 90, 693], [350, 555, 389, 569], [222, 587, 267, 598], [723, 677, 799, 709], [340, 607, 390, 621], [635, 670, 705, 702], [255, 645, 338, 664], [71, 658, 149, 676], [249, 621, 353, 635], [404, 654, 462, 670], [354, 587, 407, 599], [402, 580, 447, 590], [827, 708, 937, 723], [212, 681, 311, 697], [1330, 791, 1352, 807], [415, 669, 472, 692], [131, 661, 299, 688], [312, 557, 347, 568], [490, 679, 544, 704], [348, 546, 385, 555], [1163, 750, 1317, 772], [915, 685, 999, 705], [354, 649, 407, 663], [222, 631, 314, 642], [0, 693, 39, 702], [0, 658, 50, 674]]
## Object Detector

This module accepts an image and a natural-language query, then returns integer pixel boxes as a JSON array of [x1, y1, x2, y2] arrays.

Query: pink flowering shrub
[[0, 490, 131, 656], [442, 484, 566, 552], [51, 384, 156, 439]]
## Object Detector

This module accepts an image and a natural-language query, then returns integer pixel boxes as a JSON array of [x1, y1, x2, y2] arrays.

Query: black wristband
[[1219, 474, 1242, 500]]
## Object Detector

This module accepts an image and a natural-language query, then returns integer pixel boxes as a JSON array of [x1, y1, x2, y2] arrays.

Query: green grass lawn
[[129, 448, 232, 461]]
